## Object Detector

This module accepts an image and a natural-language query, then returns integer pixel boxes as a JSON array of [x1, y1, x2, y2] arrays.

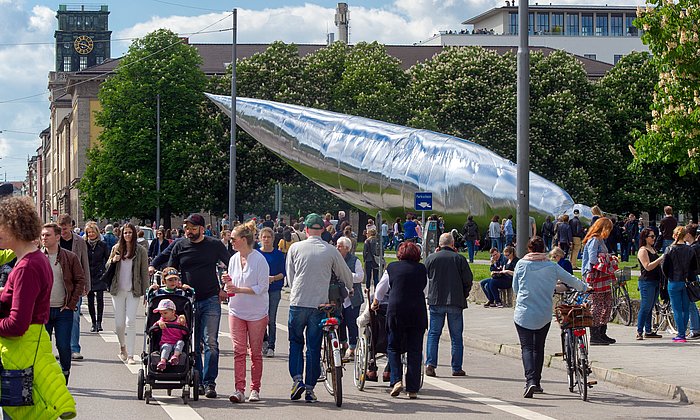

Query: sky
[[0, 0, 646, 182]]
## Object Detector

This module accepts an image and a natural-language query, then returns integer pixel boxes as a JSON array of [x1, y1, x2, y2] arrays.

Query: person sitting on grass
[[152, 299, 187, 371]]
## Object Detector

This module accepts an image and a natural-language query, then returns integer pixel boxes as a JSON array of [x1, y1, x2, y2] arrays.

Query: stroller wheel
[[167, 389, 172, 396], [137, 369, 144, 400], [192, 370, 200, 401]]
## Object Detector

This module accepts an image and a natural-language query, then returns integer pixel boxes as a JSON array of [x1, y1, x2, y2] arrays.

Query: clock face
[[74, 35, 94, 54]]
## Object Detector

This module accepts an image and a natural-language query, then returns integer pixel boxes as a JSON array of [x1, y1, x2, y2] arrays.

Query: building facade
[[55, 4, 111, 72], [418, 5, 648, 64]]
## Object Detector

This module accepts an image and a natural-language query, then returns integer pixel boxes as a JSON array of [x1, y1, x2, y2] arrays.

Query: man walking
[[58, 214, 90, 361], [569, 209, 584, 269], [42, 223, 86, 383], [659, 206, 677, 252], [163, 213, 232, 398], [286, 213, 353, 403], [424, 233, 473, 377]]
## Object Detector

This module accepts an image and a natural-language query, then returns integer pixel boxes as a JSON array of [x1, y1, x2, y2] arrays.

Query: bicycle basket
[[613, 267, 631, 286], [555, 304, 593, 329]]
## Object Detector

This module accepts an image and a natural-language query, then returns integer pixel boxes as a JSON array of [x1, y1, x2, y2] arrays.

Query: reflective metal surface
[[206, 94, 578, 228]]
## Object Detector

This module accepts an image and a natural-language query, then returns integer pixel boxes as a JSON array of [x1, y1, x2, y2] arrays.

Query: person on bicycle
[[513, 236, 589, 398], [286, 213, 353, 403], [636, 228, 665, 340]]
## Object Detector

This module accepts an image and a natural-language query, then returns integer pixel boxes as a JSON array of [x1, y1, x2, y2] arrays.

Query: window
[[529, 12, 534, 35], [96, 56, 104, 65], [509, 12, 518, 34], [614, 54, 623, 64], [581, 13, 593, 36], [610, 14, 623, 36], [595, 14, 609, 36], [79, 56, 87, 70], [625, 15, 638, 36], [551, 13, 564, 35], [584, 54, 597, 60], [63, 56, 71, 71], [566, 13, 579, 36], [537, 13, 549, 34]]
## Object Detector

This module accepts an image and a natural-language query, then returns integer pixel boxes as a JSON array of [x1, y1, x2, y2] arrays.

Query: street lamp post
[[156, 94, 161, 227], [516, 0, 531, 258], [228, 9, 237, 222]]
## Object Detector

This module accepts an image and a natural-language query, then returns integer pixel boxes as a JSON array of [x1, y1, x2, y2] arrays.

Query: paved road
[[69, 293, 696, 419]]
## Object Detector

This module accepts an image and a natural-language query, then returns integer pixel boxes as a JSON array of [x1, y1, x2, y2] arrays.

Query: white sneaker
[[229, 390, 245, 403], [247, 390, 260, 402], [265, 348, 275, 358]]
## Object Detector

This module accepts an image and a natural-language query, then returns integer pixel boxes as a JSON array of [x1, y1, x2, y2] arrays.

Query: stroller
[[137, 292, 198, 404], [450, 229, 466, 252]]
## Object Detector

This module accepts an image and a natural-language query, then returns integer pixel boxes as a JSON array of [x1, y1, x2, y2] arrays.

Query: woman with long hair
[[107, 222, 149, 363], [148, 228, 169, 260], [85, 221, 109, 332], [224, 221, 270, 403], [636, 228, 664, 340], [581, 217, 616, 345], [662, 226, 698, 342]]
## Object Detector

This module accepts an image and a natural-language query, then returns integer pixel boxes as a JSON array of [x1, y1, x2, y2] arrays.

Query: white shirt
[[118, 258, 134, 292], [227, 249, 269, 321]]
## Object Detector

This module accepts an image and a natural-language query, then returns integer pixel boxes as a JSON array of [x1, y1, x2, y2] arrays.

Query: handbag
[[0, 329, 41, 406], [686, 276, 700, 303], [99, 260, 117, 289]]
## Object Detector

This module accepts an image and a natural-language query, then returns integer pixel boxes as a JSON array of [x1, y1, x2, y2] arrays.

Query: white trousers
[[111, 290, 141, 356]]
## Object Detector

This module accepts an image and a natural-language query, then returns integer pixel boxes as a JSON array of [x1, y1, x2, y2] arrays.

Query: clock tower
[[54, 4, 111, 72]]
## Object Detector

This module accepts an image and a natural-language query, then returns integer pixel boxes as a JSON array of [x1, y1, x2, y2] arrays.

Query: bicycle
[[651, 298, 676, 334], [555, 289, 596, 401], [319, 303, 343, 407], [609, 267, 633, 326]]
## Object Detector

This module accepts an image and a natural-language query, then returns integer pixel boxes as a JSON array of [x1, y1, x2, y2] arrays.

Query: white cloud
[[28, 5, 55, 32]]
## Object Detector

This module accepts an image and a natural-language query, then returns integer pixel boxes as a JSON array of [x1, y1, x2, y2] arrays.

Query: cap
[[184, 213, 205, 227], [153, 299, 176, 313], [573, 209, 580, 214], [305, 213, 324, 230], [162, 267, 180, 281]]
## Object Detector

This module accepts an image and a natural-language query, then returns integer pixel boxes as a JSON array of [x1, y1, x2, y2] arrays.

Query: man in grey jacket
[[286, 213, 353, 403], [424, 232, 473, 377]]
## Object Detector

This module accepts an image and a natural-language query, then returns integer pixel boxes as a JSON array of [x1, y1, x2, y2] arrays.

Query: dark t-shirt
[[167, 236, 231, 301], [60, 237, 74, 252], [659, 216, 678, 240], [262, 220, 275, 229]]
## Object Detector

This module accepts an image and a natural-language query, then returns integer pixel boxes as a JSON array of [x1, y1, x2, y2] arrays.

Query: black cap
[[184, 213, 205, 227], [0, 183, 13, 197]]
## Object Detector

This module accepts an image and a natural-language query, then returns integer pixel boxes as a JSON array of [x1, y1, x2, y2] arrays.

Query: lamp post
[[516, 0, 530, 258], [228, 8, 237, 222]]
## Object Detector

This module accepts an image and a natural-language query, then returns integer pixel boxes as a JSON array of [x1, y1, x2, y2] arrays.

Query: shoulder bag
[[99, 261, 117, 289], [686, 275, 700, 302], [0, 329, 41, 406]]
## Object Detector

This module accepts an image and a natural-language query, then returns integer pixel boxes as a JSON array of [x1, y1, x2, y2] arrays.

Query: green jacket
[[0, 324, 76, 419], [0, 249, 15, 266], [106, 244, 149, 297]]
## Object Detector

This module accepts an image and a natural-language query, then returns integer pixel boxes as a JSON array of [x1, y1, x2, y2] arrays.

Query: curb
[[463, 335, 699, 404]]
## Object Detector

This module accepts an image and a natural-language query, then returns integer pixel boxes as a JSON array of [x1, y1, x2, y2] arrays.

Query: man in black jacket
[[424, 233, 473, 377]]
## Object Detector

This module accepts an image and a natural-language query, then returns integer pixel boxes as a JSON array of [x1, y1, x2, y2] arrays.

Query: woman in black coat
[[148, 228, 169, 260], [372, 241, 427, 399], [85, 222, 109, 332]]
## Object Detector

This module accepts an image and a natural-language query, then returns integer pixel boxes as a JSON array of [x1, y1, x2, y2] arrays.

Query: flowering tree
[[634, 0, 700, 175]]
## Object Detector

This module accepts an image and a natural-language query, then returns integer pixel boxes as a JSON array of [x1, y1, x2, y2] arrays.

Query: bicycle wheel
[[354, 334, 368, 391], [564, 330, 575, 392], [617, 284, 633, 326], [574, 335, 589, 401], [608, 286, 619, 323], [333, 364, 343, 407], [323, 335, 335, 396]]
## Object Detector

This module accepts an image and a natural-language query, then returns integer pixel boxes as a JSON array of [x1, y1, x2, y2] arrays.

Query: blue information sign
[[414, 192, 433, 211]]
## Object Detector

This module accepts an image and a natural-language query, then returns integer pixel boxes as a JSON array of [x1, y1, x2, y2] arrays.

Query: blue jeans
[[288, 306, 324, 388], [661, 239, 674, 253], [46, 307, 74, 374], [689, 295, 700, 334], [637, 280, 659, 334], [481, 277, 511, 304], [388, 327, 424, 393], [668, 280, 690, 338], [426, 305, 464, 371], [267, 289, 282, 350], [71, 296, 82, 353], [544, 236, 552, 252], [515, 322, 550, 387], [505, 234, 514, 247], [194, 295, 221, 386], [465, 240, 475, 262], [490, 237, 503, 253]]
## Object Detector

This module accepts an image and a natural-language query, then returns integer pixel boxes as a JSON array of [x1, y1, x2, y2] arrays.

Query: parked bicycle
[[555, 288, 596, 401], [609, 266, 633, 326], [319, 303, 343, 407]]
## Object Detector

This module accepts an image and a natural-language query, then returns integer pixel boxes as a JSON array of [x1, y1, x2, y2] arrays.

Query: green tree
[[79, 29, 208, 225], [634, 0, 700, 175]]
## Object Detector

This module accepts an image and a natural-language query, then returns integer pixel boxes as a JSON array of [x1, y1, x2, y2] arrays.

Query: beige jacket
[[106, 244, 149, 297]]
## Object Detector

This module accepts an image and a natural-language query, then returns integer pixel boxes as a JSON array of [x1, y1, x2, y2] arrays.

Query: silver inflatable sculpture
[[206, 94, 584, 228]]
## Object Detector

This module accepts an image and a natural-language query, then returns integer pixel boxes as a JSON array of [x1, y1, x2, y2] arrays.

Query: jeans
[[230, 315, 267, 393], [543, 236, 552, 252], [46, 307, 74, 374], [559, 242, 570, 259], [637, 280, 660, 334], [481, 277, 511, 304], [71, 296, 82, 353], [382, 236, 389, 250], [426, 305, 464, 371], [621, 241, 630, 262], [288, 306, 324, 388], [388, 327, 424, 393], [491, 237, 503, 253], [365, 262, 380, 291], [515, 322, 550, 387], [667, 280, 690, 338], [465, 240, 475, 262], [111, 290, 140, 356], [689, 301, 700, 333], [661, 239, 674, 253], [340, 304, 361, 349], [267, 289, 282, 350], [505, 234, 513, 247], [194, 295, 221, 386], [87, 290, 104, 324]]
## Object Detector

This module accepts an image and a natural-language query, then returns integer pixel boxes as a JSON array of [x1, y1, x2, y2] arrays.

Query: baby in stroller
[[152, 299, 187, 371], [148, 266, 194, 299]]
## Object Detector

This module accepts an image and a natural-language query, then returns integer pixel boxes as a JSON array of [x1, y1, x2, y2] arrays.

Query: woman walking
[[85, 221, 109, 333], [258, 227, 285, 358], [148, 228, 169, 261], [662, 226, 698, 342], [336, 236, 364, 360], [107, 222, 149, 363], [581, 217, 616, 345], [513, 236, 588, 398], [224, 221, 270, 403]]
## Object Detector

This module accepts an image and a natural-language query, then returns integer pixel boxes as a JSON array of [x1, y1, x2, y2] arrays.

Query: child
[[148, 267, 194, 299], [152, 298, 187, 371]]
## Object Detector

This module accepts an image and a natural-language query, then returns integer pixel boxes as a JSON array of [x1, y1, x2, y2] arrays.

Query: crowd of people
[[1, 179, 699, 412]]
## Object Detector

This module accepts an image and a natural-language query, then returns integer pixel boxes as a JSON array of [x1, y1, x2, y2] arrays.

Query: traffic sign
[[414, 192, 432, 211], [52, 209, 59, 215]]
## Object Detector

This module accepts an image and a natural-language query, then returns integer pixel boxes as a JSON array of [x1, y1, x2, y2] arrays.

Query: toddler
[[152, 298, 187, 371], [148, 267, 194, 299]]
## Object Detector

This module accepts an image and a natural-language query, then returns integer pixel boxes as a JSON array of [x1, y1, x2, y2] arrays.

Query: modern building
[[418, 4, 648, 64]]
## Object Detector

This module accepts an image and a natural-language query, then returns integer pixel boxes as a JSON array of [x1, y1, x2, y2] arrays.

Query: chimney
[[335, 3, 349, 44]]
